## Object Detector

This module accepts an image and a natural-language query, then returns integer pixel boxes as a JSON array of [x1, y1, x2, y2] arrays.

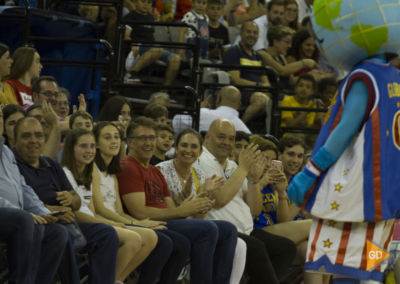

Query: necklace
[[174, 160, 191, 186]]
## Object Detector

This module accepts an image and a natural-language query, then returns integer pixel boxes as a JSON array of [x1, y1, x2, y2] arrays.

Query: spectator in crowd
[[3, 104, 25, 147], [195, 118, 297, 284], [283, 0, 300, 31], [0, 107, 68, 284], [207, 0, 230, 61], [61, 128, 158, 283], [316, 76, 338, 109], [69, 110, 94, 131], [258, 25, 317, 91], [13, 116, 119, 284], [150, 124, 174, 165], [124, 0, 181, 85], [230, 130, 250, 163], [143, 103, 169, 126], [223, 21, 271, 124], [278, 134, 305, 180], [295, 0, 313, 23], [200, 86, 251, 133], [250, 137, 323, 283], [157, 128, 243, 284], [118, 117, 237, 284], [179, 0, 209, 60], [5, 46, 42, 108], [280, 74, 317, 133], [53, 87, 70, 120], [92, 121, 189, 284], [0, 43, 17, 104], [31, 76, 59, 107], [26, 102, 61, 160], [149, 91, 170, 106], [250, 0, 285, 51], [286, 29, 333, 81]]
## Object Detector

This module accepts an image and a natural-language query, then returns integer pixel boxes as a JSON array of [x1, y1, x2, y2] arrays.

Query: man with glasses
[[32, 76, 59, 106], [118, 116, 238, 284]]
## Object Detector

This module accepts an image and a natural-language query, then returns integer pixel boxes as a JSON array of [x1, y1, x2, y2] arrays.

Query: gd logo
[[366, 240, 389, 271], [393, 110, 400, 150]]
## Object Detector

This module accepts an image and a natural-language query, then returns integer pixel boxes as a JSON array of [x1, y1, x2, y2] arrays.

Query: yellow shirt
[[280, 95, 316, 127], [0, 81, 18, 105]]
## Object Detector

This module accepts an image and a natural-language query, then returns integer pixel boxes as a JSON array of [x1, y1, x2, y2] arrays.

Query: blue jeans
[[166, 218, 236, 284], [0, 208, 68, 284], [59, 222, 119, 284]]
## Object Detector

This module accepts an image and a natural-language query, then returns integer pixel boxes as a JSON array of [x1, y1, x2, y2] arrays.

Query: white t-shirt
[[194, 147, 254, 235], [199, 106, 251, 134], [96, 165, 118, 213], [296, 0, 313, 23], [63, 167, 94, 217]]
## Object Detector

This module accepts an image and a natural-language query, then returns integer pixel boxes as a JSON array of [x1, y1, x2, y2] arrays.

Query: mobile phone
[[271, 160, 283, 171], [118, 115, 124, 123], [49, 210, 68, 216]]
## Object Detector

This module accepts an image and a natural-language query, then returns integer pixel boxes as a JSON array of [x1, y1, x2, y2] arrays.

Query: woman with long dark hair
[[0, 43, 16, 104]]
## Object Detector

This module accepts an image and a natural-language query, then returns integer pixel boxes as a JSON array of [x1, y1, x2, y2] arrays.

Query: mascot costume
[[287, 0, 400, 283]]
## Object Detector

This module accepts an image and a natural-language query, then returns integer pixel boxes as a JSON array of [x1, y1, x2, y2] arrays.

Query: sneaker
[[124, 71, 140, 83]]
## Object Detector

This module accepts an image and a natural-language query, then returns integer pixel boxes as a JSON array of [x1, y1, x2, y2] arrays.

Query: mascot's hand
[[287, 165, 318, 207], [287, 147, 336, 207]]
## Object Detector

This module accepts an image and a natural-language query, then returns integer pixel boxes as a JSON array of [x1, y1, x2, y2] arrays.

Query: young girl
[[92, 121, 187, 284], [61, 128, 157, 283]]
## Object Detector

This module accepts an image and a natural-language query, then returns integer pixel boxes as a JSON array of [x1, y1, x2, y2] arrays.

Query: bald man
[[194, 118, 296, 284], [199, 86, 251, 133]]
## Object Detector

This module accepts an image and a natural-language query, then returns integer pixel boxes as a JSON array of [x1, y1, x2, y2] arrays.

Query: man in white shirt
[[195, 118, 296, 284], [200, 86, 251, 134], [233, 0, 285, 51]]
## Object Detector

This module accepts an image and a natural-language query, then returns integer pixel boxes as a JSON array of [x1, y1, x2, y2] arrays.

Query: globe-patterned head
[[311, 0, 400, 71]]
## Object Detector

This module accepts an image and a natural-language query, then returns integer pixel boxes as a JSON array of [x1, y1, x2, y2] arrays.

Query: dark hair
[[93, 121, 122, 174], [278, 134, 305, 153], [26, 103, 42, 114], [32, 76, 58, 94], [287, 30, 319, 61], [296, 73, 316, 90], [126, 116, 156, 139], [9, 46, 37, 80], [14, 116, 42, 142], [143, 103, 169, 120], [97, 95, 132, 122], [175, 128, 203, 147], [207, 0, 223, 6], [235, 131, 250, 143], [3, 104, 25, 146], [155, 124, 174, 135], [267, 0, 284, 11], [61, 128, 94, 189], [0, 43, 9, 59], [69, 110, 93, 129], [318, 77, 338, 94], [267, 25, 295, 48], [59, 87, 70, 99], [250, 135, 278, 157]]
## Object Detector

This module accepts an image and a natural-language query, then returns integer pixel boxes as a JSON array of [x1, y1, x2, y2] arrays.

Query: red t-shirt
[[118, 156, 171, 208], [5, 79, 33, 108]]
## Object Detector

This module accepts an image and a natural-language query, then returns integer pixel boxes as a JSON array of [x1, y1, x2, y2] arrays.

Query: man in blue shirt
[[0, 108, 68, 284], [13, 116, 119, 284]]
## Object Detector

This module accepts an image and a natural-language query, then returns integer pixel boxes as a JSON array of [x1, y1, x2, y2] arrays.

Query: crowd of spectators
[[0, 0, 365, 283]]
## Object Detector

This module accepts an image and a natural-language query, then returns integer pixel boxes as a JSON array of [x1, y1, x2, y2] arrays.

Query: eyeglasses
[[39, 91, 59, 98], [128, 135, 157, 142]]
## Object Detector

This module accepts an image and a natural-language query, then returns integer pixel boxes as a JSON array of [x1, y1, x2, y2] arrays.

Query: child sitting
[[207, 0, 230, 61], [179, 0, 209, 60], [150, 125, 174, 165], [124, 0, 181, 85]]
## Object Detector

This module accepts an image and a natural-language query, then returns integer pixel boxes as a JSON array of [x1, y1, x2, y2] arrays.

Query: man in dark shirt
[[223, 21, 271, 125], [123, 0, 181, 85], [14, 117, 119, 284]]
